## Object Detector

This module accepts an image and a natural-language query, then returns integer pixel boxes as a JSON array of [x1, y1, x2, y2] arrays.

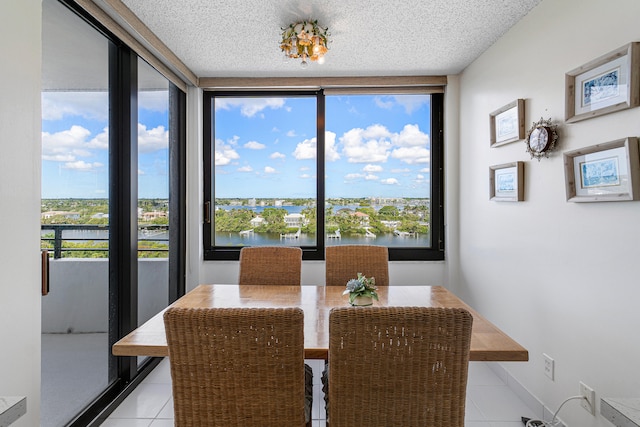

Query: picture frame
[[565, 42, 640, 123], [490, 99, 525, 147], [563, 137, 640, 202], [489, 161, 524, 201]]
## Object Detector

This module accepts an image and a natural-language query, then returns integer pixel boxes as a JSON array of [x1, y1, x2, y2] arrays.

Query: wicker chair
[[164, 307, 312, 427], [325, 245, 389, 286], [238, 246, 302, 285], [326, 306, 473, 427]]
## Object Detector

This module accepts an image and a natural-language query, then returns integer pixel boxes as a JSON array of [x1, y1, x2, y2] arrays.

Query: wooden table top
[[112, 284, 529, 362]]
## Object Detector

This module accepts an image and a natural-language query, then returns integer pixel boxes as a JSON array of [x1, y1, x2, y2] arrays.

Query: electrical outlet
[[543, 353, 554, 380], [580, 381, 596, 415]]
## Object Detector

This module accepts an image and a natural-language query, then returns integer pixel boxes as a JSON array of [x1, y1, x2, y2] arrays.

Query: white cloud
[[286, 130, 298, 137], [393, 95, 430, 114], [340, 124, 392, 163], [62, 160, 103, 172], [42, 91, 108, 121], [374, 97, 395, 110], [56, 123, 168, 155], [293, 137, 317, 160], [420, 167, 430, 173], [214, 138, 240, 166], [325, 131, 340, 161], [264, 166, 277, 174], [392, 124, 429, 147], [270, 152, 286, 159], [44, 153, 76, 162], [365, 174, 379, 180], [391, 168, 411, 173], [363, 164, 383, 172], [138, 124, 168, 153], [325, 122, 429, 167], [42, 125, 97, 162], [373, 95, 430, 114], [238, 165, 253, 172], [88, 128, 109, 150], [414, 174, 428, 184], [215, 98, 286, 117], [244, 140, 266, 150], [300, 173, 311, 179], [391, 146, 430, 164], [381, 178, 400, 185], [138, 169, 145, 175], [345, 173, 365, 180]]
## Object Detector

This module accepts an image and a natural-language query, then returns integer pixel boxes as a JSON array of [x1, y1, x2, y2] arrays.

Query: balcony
[[40, 224, 169, 427]]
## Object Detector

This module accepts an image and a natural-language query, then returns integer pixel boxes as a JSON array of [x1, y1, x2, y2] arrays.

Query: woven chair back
[[328, 306, 473, 427], [325, 245, 389, 286], [164, 307, 307, 427], [238, 246, 302, 285]]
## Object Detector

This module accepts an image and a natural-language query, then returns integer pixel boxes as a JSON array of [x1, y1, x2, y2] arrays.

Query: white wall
[[458, 0, 640, 426], [0, 1, 42, 425]]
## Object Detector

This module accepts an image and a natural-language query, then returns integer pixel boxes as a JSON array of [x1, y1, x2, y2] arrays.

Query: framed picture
[[490, 99, 525, 147], [563, 137, 640, 202], [489, 162, 524, 201], [565, 42, 640, 123]]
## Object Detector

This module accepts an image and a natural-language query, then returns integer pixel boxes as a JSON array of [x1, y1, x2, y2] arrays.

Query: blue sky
[[214, 94, 432, 199], [41, 90, 169, 199], [41, 92, 431, 200]]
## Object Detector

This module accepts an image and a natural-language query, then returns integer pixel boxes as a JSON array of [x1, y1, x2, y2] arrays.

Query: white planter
[[351, 295, 373, 306]]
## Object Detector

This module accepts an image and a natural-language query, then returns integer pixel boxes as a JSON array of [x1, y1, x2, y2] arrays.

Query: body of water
[[41, 229, 169, 241]]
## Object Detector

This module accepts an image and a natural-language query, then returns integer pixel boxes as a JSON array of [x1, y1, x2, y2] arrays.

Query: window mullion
[[313, 90, 326, 260]]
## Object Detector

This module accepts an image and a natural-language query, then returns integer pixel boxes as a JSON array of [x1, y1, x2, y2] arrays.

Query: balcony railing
[[41, 224, 169, 259]]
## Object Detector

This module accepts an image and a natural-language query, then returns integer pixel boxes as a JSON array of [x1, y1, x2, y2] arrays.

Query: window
[[203, 90, 443, 261]]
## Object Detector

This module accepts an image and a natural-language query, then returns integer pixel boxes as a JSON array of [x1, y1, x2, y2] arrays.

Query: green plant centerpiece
[[343, 273, 378, 306]]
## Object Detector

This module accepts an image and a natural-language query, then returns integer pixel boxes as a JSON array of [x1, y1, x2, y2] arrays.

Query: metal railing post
[[54, 226, 63, 259]]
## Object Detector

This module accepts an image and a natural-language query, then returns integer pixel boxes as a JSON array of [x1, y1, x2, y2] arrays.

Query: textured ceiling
[[118, 0, 542, 79]]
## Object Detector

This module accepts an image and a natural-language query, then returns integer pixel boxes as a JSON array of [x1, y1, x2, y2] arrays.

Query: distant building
[[335, 208, 353, 216], [283, 213, 305, 228], [381, 220, 401, 229], [41, 211, 81, 220], [353, 211, 370, 226], [250, 216, 265, 227], [141, 211, 168, 221]]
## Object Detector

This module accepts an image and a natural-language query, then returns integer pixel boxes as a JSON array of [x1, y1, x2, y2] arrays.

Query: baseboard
[[486, 362, 567, 427]]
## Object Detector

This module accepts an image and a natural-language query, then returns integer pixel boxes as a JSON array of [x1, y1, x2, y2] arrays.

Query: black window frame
[[203, 90, 444, 262]]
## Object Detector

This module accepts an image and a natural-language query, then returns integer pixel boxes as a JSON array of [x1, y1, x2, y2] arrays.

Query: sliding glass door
[[41, 0, 185, 424], [137, 58, 170, 366], [41, 1, 112, 425]]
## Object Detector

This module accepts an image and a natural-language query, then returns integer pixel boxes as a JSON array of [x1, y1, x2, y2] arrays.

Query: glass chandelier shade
[[280, 20, 329, 68]]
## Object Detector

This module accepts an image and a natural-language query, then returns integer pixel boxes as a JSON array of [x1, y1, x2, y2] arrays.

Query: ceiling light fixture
[[280, 20, 329, 68]]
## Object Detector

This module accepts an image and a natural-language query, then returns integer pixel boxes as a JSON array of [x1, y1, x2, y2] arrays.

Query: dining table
[[112, 284, 528, 362]]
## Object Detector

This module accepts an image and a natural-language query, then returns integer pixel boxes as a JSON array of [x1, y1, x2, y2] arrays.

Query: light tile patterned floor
[[103, 359, 538, 427]]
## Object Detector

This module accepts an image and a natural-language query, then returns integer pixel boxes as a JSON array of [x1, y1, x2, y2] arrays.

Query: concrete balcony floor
[[41, 332, 108, 427]]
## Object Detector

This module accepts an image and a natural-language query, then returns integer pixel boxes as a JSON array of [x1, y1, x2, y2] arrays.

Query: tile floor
[[102, 359, 538, 427]]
